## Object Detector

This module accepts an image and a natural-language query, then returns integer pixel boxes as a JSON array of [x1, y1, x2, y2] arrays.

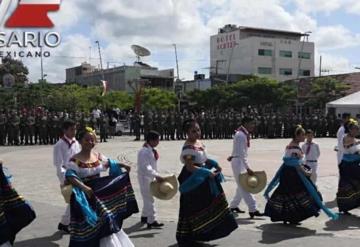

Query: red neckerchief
[[62, 136, 75, 149], [306, 142, 312, 155], [144, 143, 159, 160], [237, 126, 250, 147]]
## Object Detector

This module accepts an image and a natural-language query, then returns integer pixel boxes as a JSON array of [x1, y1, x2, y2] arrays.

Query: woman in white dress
[[336, 119, 360, 214], [65, 127, 138, 247]]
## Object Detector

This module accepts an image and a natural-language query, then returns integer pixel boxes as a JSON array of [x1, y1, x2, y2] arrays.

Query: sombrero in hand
[[150, 175, 178, 200], [239, 171, 267, 194]]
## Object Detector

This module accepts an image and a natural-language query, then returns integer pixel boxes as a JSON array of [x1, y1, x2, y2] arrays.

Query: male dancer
[[137, 130, 165, 229], [228, 116, 264, 218], [53, 119, 81, 233]]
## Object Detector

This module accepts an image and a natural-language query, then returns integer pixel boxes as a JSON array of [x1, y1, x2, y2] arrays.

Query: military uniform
[[0, 113, 7, 145], [99, 114, 108, 142], [25, 114, 35, 145], [9, 113, 20, 145], [19, 114, 26, 145], [39, 114, 48, 144]]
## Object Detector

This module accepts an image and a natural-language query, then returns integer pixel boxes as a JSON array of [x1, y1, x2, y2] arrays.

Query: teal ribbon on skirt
[[65, 169, 98, 226], [342, 154, 360, 162], [264, 157, 338, 220], [179, 160, 224, 196]]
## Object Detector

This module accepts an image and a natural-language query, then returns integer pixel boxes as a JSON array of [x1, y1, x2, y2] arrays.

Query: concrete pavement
[[1, 136, 360, 246]]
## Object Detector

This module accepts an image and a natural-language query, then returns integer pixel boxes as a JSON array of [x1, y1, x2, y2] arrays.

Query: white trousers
[[0, 241, 12, 247], [230, 171, 257, 212], [307, 162, 318, 184], [138, 175, 156, 224], [60, 204, 71, 225], [59, 184, 70, 225]]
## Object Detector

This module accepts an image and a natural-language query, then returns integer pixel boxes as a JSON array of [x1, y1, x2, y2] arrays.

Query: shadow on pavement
[[124, 222, 146, 233], [324, 199, 338, 209], [257, 223, 333, 244], [14, 231, 64, 247], [236, 218, 255, 225], [324, 213, 360, 231], [130, 232, 160, 239], [168, 243, 218, 247]]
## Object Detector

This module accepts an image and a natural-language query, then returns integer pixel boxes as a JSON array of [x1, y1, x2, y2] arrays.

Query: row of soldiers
[[131, 111, 342, 141], [0, 108, 343, 145], [0, 110, 117, 146]]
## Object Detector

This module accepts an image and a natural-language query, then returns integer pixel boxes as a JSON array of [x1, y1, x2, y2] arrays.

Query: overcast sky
[[4, 0, 360, 83]]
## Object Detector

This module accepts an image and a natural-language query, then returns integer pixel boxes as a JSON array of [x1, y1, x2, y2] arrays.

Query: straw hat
[[150, 175, 178, 200], [61, 185, 73, 204], [239, 171, 267, 194]]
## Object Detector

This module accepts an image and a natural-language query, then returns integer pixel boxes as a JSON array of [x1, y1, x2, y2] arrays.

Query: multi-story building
[[66, 62, 174, 92], [210, 25, 315, 82]]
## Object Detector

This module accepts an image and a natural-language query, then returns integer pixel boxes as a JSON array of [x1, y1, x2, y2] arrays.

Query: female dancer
[[0, 161, 36, 246], [264, 125, 338, 224], [65, 127, 138, 247], [176, 119, 237, 247], [337, 119, 360, 214]]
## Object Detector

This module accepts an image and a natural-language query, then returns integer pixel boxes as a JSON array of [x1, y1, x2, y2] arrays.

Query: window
[[279, 68, 293, 76], [258, 67, 272, 74], [298, 52, 311, 59], [279, 50, 292, 58], [299, 69, 311, 76], [258, 49, 272, 56]]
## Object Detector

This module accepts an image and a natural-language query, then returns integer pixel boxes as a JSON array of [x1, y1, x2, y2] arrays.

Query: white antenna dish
[[131, 45, 151, 62]]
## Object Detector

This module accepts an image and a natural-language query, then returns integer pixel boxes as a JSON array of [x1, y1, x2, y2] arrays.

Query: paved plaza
[[1, 137, 360, 247]]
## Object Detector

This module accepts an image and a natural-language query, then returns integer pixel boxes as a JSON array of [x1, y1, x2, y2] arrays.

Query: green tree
[[0, 57, 29, 85], [187, 76, 296, 110], [307, 77, 350, 108], [142, 88, 177, 111]]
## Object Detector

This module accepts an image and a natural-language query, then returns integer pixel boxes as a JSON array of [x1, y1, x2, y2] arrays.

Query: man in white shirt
[[336, 113, 350, 165], [53, 119, 81, 233], [301, 129, 320, 183], [137, 130, 165, 229], [227, 116, 263, 219]]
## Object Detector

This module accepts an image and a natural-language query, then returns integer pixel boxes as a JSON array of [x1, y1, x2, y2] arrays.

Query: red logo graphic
[[5, 0, 61, 28]]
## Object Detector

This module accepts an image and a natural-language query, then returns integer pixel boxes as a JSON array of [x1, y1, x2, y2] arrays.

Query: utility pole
[[95, 41, 104, 79], [89, 46, 92, 63], [173, 44, 180, 81], [40, 46, 44, 82], [319, 55, 322, 77], [226, 42, 238, 84]]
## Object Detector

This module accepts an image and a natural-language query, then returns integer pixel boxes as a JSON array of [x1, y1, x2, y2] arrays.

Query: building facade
[[66, 62, 174, 92], [210, 25, 315, 82]]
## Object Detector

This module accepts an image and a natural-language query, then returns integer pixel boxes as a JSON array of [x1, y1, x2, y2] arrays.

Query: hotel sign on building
[[216, 31, 238, 50], [210, 24, 315, 82]]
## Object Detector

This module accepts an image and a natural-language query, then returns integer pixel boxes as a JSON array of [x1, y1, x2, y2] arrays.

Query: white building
[[210, 25, 315, 82], [66, 62, 174, 92]]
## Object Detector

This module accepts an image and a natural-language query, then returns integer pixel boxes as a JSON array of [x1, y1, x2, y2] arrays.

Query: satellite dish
[[131, 45, 151, 62]]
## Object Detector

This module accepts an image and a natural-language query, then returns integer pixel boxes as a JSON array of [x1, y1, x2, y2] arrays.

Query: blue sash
[[342, 154, 360, 162], [264, 157, 338, 220], [179, 160, 224, 196]]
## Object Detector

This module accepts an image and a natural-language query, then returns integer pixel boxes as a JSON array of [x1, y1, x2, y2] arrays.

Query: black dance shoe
[[230, 207, 245, 214], [249, 210, 264, 219], [58, 223, 70, 234], [147, 221, 164, 229], [141, 217, 147, 224]]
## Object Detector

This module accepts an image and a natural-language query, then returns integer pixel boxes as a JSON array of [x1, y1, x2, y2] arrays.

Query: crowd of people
[[2, 109, 360, 246], [0, 106, 345, 146]]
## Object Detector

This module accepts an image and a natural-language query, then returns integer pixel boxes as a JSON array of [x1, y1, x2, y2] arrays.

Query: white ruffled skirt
[[99, 229, 134, 247], [0, 242, 12, 247]]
